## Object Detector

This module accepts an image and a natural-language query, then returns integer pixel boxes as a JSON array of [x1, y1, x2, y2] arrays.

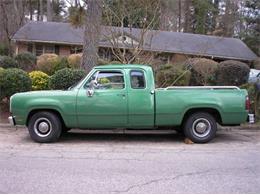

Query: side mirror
[[87, 80, 98, 97]]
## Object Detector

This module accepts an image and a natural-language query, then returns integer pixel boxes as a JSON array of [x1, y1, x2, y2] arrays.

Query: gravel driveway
[[0, 125, 260, 193]]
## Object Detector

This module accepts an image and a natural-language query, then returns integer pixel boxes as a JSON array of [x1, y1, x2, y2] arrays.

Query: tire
[[28, 111, 62, 143], [183, 112, 217, 143], [61, 126, 71, 135]]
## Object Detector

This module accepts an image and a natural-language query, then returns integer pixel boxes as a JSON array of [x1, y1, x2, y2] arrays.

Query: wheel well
[[26, 109, 66, 127], [182, 108, 222, 125]]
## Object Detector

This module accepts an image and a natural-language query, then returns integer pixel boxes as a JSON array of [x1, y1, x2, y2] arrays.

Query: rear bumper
[[8, 116, 16, 126]]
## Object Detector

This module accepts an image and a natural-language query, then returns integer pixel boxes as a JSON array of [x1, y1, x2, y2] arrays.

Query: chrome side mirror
[[87, 88, 94, 97], [87, 80, 98, 97]]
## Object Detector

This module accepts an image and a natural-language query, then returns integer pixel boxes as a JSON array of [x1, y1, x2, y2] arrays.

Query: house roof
[[12, 21, 258, 61]]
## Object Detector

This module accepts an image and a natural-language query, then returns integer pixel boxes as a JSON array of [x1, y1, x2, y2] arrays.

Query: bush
[[36, 54, 61, 75], [52, 57, 69, 73], [216, 60, 250, 86], [0, 68, 31, 100], [67, 54, 82, 68], [49, 68, 86, 90], [29, 71, 49, 90], [0, 67, 4, 74], [185, 58, 219, 86], [15, 52, 37, 71], [156, 64, 191, 87], [0, 56, 18, 68], [0, 44, 9, 56], [253, 57, 260, 70]]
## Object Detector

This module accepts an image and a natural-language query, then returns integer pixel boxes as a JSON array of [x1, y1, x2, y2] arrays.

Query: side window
[[84, 72, 98, 88], [130, 70, 145, 89], [84, 71, 125, 90]]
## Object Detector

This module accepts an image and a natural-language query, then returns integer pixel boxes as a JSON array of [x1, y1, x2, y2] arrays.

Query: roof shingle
[[12, 21, 258, 61]]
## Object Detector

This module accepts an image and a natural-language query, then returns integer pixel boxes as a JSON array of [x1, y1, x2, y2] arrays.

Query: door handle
[[150, 90, 155, 95]]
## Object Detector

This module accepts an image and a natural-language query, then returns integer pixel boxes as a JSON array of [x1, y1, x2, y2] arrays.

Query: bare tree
[[102, 0, 160, 64], [81, 0, 102, 73], [0, 0, 27, 54]]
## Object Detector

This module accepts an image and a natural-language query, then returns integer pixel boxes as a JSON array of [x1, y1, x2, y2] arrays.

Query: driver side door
[[76, 69, 128, 128]]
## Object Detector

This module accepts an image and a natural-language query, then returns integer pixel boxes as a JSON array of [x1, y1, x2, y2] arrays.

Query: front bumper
[[8, 116, 16, 126]]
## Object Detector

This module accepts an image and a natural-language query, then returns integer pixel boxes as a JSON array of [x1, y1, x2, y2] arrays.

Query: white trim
[[165, 86, 240, 90]]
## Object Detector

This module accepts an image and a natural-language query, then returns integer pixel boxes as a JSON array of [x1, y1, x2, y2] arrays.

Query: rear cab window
[[130, 70, 146, 89]]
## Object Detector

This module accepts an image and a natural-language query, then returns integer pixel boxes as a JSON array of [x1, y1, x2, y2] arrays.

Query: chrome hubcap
[[196, 122, 207, 133], [38, 122, 49, 133], [34, 118, 52, 137], [192, 118, 211, 138]]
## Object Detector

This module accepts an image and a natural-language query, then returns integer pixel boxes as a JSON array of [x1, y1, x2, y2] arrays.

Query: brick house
[[12, 21, 257, 64]]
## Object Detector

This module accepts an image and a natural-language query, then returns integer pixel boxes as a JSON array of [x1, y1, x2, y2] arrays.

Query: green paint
[[10, 64, 248, 128]]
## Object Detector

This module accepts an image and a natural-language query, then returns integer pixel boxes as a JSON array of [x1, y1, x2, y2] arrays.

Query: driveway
[[0, 125, 260, 193]]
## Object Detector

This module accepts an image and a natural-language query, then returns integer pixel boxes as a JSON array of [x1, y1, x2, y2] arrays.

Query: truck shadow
[[59, 130, 184, 143]]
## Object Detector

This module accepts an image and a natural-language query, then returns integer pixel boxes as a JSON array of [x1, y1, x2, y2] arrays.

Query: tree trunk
[[29, 0, 33, 20], [47, 0, 52, 21], [178, 0, 181, 32], [81, 0, 102, 73], [183, 0, 192, 32], [39, 0, 43, 21], [222, 0, 238, 37]]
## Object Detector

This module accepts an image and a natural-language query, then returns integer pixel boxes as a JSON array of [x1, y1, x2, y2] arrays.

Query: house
[[12, 21, 257, 64]]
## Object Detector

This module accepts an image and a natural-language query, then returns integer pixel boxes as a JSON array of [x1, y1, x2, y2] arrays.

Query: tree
[[81, 0, 102, 72], [102, 0, 161, 64], [0, 0, 27, 55], [238, 0, 260, 56], [47, 0, 53, 21]]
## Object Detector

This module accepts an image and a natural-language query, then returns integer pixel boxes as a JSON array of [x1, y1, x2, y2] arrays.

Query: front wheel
[[183, 112, 217, 143], [28, 111, 62, 143]]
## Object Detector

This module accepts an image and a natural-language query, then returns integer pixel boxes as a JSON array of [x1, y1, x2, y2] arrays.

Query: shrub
[[15, 52, 37, 71], [29, 71, 49, 90], [52, 57, 69, 73], [156, 64, 191, 87], [0, 68, 31, 100], [0, 56, 18, 68], [36, 54, 61, 75], [185, 58, 219, 86], [68, 54, 82, 68], [0, 67, 4, 74], [0, 44, 9, 56], [216, 60, 250, 86], [253, 57, 260, 70], [49, 68, 86, 90]]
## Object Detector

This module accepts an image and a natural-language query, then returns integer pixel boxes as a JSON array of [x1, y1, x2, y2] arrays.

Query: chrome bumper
[[8, 116, 16, 126]]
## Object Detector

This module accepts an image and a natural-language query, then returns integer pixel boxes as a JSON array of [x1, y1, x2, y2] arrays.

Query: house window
[[35, 45, 44, 56], [70, 46, 83, 54], [27, 43, 33, 53], [55, 45, 60, 55], [45, 45, 55, 53]]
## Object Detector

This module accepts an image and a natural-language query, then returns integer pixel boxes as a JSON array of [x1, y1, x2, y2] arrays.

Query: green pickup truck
[[9, 64, 249, 143]]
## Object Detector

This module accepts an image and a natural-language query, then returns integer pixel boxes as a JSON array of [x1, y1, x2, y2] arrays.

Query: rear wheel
[[183, 112, 217, 143], [28, 111, 62, 143]]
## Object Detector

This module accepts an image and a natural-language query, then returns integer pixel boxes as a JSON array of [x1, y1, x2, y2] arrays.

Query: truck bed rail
[[164, 86, 240, 90]]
